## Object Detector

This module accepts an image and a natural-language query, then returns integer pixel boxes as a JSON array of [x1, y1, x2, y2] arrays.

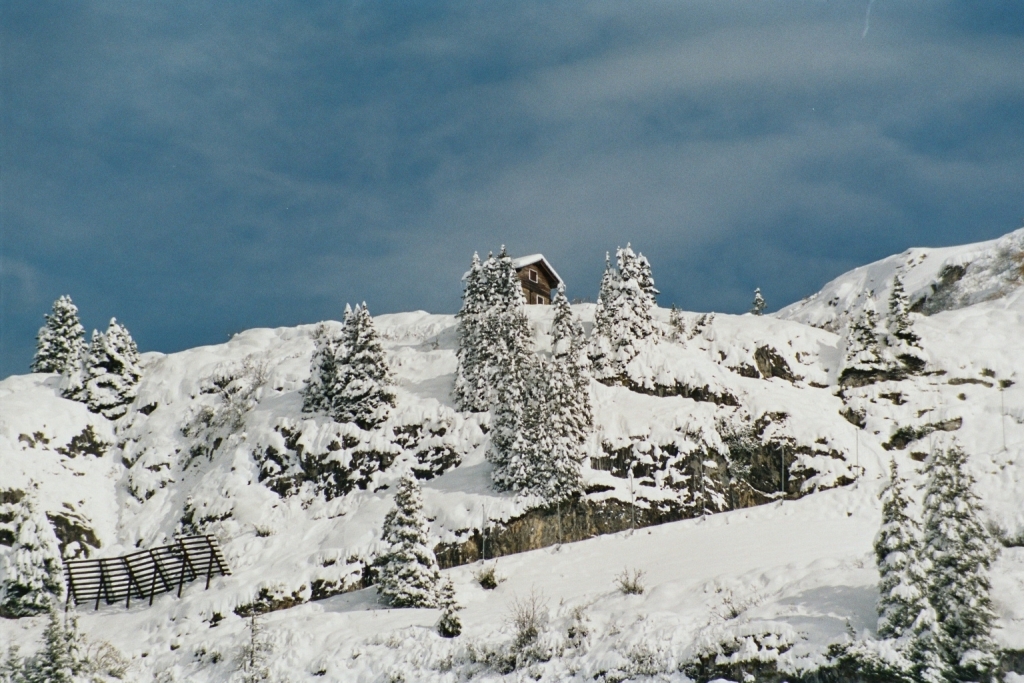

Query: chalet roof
[[511, 254, 563, 288]]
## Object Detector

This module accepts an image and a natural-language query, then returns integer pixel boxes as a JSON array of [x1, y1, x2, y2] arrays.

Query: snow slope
[[2, 230, 1023, 681], [777, 227, 1024, 332]]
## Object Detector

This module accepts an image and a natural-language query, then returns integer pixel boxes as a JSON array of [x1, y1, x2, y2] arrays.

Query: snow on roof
[[511, 254, 563, 287]]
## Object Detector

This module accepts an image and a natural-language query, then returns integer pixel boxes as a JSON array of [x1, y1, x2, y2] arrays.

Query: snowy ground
[[2, 229, 1023, 681]]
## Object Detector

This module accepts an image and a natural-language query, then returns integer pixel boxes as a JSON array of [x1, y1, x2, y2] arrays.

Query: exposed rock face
[[754, 345, 801, 383]]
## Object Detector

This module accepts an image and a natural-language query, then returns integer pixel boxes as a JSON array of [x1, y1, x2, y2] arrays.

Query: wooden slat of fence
[[64, 535, 230, 610]]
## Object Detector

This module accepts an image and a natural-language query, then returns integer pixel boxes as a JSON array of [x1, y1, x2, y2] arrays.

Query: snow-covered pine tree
[[589, 253, 618, 377], [0, 645, 26, 683], [874, 459, 930, 642], [0, 498, 66, 618], [919, 443, 999, 682], [454, 253, 494, 413], [668, 304, 684, 340], [590, 245, 657, 380], [886, 275, 926, 374], [750, 288, 767, 316], [436, 576, 462, 638], [32, 602, 87, 683], [485, 248, 537, 489], [838, 298, 898, 387], [82, 319, 142, 419], [550, 285, 593, 435], [31, 296, 86, 375], [377, 471, 440, 608], [302, 322, 344, 415], [332, 303, 396, 430]]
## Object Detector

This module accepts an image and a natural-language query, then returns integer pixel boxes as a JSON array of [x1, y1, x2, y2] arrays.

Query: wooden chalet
[[512, 254, 562, 305]]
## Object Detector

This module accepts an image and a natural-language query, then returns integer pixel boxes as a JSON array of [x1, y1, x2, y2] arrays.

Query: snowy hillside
[[777, 227, 1024, 332], [2, 232, 1024, 682]]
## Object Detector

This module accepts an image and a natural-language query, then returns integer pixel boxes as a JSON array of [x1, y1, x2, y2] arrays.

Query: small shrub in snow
[[377, 472, 440, 608], [474, 564, 503, 590], [31, 295, 86, 375], [565, 604, 590, 650], [0, 497, 66, 618], [87, 641, 130, 679], [509, 590, 548, 652], [436, 577, 462, 638], [614, 568, 646, 595]]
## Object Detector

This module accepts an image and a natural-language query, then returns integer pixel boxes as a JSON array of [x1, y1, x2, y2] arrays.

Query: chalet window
[[539, 296, 547, 304], [528, 269, 538, 283]]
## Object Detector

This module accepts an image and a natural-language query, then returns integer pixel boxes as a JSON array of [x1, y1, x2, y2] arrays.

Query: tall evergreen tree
[[839, 299, 898, 386], [919, 443, 999, 682], [589, 253, 618, 376], [0, 498, 66, 618], [82, 319, 142, 419], [590, 245, 657, 380], [874, 460, 930, 641], [484, 249, 537, 488], [302, 322, 344, 415], [750, 288, 767, 316], [886, 275, 926, 374], [0, 644, 26, 683], [454, 253, 494, 413], [333, 303, 396, 429], [31, 296, 86, 375], [377, 471, 440, 608]]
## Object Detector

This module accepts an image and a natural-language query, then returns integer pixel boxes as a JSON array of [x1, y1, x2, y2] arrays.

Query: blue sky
[[2, 1, 1023, 378]]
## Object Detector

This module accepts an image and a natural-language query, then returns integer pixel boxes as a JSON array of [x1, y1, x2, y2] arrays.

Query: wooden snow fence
[[64, 535, 230, 610]]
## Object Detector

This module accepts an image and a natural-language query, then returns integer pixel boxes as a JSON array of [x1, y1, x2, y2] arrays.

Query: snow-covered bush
[[614, 568, 646, 595], [182, 354, 267, 461], [31, 295, 86, 375], [0, 497, 66, 618], [376, 472, 440, 608]]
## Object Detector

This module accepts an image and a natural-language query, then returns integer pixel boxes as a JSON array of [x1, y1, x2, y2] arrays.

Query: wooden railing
[[64, 535, 230, 610]]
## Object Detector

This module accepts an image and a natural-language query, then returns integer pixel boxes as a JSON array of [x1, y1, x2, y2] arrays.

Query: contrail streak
[[862, 0, 875, 39]]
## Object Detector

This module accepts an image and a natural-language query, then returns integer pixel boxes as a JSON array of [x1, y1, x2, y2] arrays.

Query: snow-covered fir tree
[[550, 286, 593, 437], [454, 253, 493, 413], [0, 644, 26, 683], [302, 322, 344, 415], [589, 245, 657, 380], [838, 298, 898, 386], [333, 304, 396, 429], [750, 288, 766, 316], [377, 471, 439, 608], [436, 576, 462, 638], [484, 249, 537, 489], [918, 442, 999, 682], [874, 459, 930, 642], [81, 318, 142, 420], [886, 275, 926, 373], [32, 602, 87, 683], [0, 497, 66, 618], [589, 253, 618, 377], [31, 296, 86, 375]]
